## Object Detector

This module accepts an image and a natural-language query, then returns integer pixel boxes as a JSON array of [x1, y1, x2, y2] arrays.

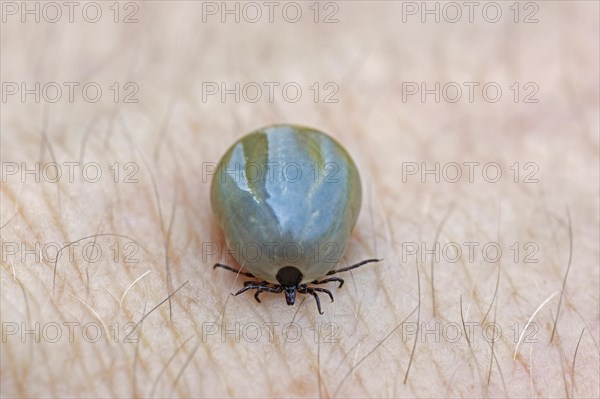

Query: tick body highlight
[[211, 124, 380, 314]]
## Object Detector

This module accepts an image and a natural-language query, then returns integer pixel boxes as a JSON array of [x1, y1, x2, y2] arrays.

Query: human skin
[[1, 2, 599, 398]]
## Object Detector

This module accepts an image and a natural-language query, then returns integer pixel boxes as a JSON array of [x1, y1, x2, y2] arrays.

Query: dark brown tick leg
[[309, 291, 323, 315], [232, 283, 265, 297], [244, 280, 269, 286], [311, 287, 334, 302], [232, 282, 283, 303], [325, 258, 382, 275], [254, 285, 283, 303], [213, 263, 256, 278], [311, 277, 344, 288], [298, 286, 324, 314]]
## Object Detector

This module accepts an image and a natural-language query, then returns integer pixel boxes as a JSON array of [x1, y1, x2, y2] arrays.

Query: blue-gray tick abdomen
[[211, 124, 362, 284]]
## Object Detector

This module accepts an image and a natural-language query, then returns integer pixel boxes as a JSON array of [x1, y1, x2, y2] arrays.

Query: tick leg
[[311, 277, 344, 288], [244, 280, 269, 286], [311, 287, 334, 302], [232, 282, 264, 297], [309, 291, 324, 315], [326, 258, 382, 276], [231, 282, 282, 302], [298, 286, 324, 314], [254, 289, 263, 303], [254, 285, 283, 303], [253, 285, 273, 303], [214, 263, 256, 278]]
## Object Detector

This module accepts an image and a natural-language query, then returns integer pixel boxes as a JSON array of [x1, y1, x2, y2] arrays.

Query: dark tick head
[[276, 266, 303, 305]]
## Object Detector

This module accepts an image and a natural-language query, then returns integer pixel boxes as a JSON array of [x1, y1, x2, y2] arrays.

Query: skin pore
[[1, 2, 599, 397]]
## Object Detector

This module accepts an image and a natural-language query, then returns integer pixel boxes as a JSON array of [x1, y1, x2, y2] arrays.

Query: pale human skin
[[1, 2, 598, 397]]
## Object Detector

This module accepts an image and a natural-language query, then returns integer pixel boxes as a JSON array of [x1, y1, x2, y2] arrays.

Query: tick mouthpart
[[284, 287, 296, 305]]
